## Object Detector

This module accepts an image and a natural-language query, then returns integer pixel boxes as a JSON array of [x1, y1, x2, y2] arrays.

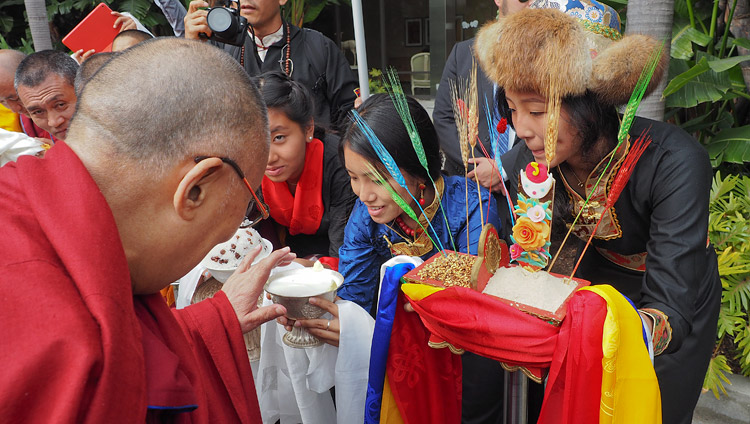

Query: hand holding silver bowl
[[264, 267, 344, 348]]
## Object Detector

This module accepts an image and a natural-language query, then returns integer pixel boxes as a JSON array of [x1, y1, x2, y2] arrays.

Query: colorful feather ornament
[[548, 42, 664, 270], [382, 68, 457, 251], [568, 131, 652, 279], [351, 110, 447, 253]]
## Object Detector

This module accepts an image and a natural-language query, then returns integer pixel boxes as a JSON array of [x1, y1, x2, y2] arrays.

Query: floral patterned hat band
[[474, 2, 666, 107], [530, 0, 622, 40]]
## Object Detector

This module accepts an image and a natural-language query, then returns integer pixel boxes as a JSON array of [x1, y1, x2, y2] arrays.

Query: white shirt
[[251, 24, 284, 62]]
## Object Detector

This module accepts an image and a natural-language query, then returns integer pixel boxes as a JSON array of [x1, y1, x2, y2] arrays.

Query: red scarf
[[261, 138, 324, 235]]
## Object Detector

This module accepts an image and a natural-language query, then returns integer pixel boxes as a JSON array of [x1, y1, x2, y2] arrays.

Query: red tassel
[[606, 129, 652, 209], [570, 129, 652, 279]]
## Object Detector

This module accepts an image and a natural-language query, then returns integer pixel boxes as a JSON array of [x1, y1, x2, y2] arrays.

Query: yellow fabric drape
[[0, 104, 21, 132], [401, 283, 444, 301], [582, 285, 661, 424], [380, 376, 405, 424]]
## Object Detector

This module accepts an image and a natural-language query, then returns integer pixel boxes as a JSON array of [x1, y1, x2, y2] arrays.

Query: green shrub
[[703, 171, 750, 397]]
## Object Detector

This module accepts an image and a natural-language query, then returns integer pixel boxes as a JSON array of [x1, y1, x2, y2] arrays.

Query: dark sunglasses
[[194, 155, 270, 227]]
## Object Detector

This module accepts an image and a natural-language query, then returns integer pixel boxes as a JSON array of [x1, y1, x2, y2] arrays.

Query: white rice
[[482, 267, 577, 313]]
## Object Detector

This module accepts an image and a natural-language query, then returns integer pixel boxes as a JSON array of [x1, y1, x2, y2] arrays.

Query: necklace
[[241, 22, 291, 76], [565, 163, 586, 189], [394, 216, 416, 237]]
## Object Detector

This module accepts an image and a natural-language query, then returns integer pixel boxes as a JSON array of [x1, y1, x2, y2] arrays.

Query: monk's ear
[[173, 157, 224, 221]]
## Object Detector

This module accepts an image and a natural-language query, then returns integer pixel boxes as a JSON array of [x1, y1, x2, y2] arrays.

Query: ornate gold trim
[[390, 177, 445, 257], [428, 340, 466, 355], [500, 363, 544, 384]]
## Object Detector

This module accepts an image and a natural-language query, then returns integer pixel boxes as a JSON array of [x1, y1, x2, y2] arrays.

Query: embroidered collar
[[559, 137, 630, 241], [388, 177, 445, 257]]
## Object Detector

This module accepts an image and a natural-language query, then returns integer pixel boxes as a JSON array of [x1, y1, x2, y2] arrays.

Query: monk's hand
[[222, 246, 296, 333], [185, 0, 211, 40], [296, 297, 340, 347], [467, 157, 503, 192]]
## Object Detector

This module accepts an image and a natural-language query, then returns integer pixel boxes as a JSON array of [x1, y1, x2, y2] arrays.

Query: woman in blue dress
[[336, 94, 500, 314]]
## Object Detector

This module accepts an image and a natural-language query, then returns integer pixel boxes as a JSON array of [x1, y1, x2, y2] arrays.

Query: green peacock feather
[[365, 162, 443, 253], [381, 68, 457, 251]]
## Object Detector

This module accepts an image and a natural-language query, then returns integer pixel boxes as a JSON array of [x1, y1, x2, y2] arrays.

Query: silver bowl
[[265, 268, 343, 348]]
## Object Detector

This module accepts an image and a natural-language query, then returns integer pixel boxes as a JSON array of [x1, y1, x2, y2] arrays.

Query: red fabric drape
[[1, 142, 262, 423], [404, 287, 607, 424], [387, 293, 463, 424]]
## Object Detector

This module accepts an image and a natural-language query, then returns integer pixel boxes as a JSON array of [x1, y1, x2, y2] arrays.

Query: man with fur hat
[[476, 2, 721, 423], [0, 37, 294, 422]]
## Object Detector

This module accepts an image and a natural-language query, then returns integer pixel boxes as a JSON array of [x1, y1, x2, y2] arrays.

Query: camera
[[203, 0, 248, 47]]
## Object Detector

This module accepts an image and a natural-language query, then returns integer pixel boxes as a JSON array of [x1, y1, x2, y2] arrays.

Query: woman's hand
[[467, 157, 503, 192], [222, 246, 296, 333], [296, 297, 340, 347], [112, 11, 137, 32], [184, 1, 211, 40]]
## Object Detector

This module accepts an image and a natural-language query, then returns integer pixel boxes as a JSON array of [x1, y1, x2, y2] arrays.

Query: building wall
[[309, 1, 498, 93]]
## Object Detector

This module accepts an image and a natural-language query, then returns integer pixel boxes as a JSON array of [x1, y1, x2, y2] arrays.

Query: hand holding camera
[[184, 0, 248, 46]]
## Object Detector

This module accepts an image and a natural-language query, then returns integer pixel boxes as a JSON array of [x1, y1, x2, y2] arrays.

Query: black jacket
[[504, 117, 721, 424], [215, 23, 358, 132], [433, 39, 495, 176]]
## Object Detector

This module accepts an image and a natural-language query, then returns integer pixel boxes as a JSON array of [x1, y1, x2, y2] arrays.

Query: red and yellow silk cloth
[[401, 283, 661, 424], [380, 291, 462, 423], [261, 138, 324, 235]]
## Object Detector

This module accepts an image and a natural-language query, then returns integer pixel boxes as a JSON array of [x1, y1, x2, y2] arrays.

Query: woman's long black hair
[[339, 93, 441, 182]]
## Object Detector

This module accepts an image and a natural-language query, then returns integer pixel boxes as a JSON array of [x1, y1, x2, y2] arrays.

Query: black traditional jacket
[[504, 117, 721, 357]]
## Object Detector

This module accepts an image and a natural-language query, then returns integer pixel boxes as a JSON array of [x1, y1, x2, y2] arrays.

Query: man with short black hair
[[0, 37, 292, 422], [15, 50, 79, 141], [0, 49, 50, 139]]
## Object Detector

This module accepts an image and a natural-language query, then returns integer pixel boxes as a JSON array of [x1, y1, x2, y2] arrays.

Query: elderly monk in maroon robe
[[0, 38, 295, 423]]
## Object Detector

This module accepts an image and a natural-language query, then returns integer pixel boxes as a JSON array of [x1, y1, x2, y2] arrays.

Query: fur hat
[[475, 0, 667, 106]]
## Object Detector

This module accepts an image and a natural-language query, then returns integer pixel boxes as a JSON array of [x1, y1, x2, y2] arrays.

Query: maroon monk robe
[[0, 141, 261, 423]]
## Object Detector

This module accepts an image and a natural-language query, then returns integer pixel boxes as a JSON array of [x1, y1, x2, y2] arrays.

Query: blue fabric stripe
[[147, 404, 198, 412], [363, 263, 414, 424]]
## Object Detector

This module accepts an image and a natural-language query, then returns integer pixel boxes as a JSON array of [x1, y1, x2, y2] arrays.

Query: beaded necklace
[[240, 21, 291, 76]]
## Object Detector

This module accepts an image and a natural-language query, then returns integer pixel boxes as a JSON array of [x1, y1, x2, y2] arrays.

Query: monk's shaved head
[[0, 50, 27, 114], [68, 38, 269, 181], [0, 49, 26, 75], [74, 52, 117, 97]]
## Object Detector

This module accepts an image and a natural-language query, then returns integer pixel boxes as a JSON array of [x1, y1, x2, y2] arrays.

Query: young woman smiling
[[476, 3, 721, 423], [256, 72, 356, 261], [335, 94, 501, 314]]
